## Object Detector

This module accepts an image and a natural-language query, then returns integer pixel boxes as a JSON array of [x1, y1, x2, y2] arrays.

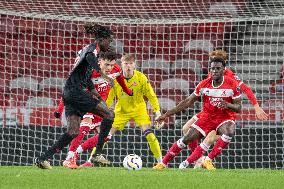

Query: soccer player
[[53, 51, 133, 169], [78, 53, 163, 167], [35, 24, 116, 169], [178, 49, 268, 169], [153, 57, 242, 170]]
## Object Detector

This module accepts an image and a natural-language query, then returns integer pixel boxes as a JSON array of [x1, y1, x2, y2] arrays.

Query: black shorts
[[63, 89, 100, 118]]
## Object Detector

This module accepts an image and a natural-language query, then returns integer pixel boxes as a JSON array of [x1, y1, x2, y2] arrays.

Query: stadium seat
[[142, 68, 169, 89], [38, 77, 66, 91], [25, 97, 56, 108], [270, 79, 284, 94], [110, 39, 124, 54], [184, 39, 214, 54], [171, 68, 199, 85], [159, 88, 187, 103], [262, 99, 284, 110], [160, 78, 195, 96], [172, 58, 201, 75], [141, 57, 171, 74]]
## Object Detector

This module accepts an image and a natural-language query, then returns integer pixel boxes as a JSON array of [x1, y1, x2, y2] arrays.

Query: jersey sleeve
[[232, 81, 242, 99], [106, 83, 116, 108], [142, 74, 160, 113], [194, 79, 207, 96], [113, 65, 133, 95], [239, 82, 258, 105]]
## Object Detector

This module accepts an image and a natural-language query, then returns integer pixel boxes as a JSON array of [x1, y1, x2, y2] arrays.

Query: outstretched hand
[[254, 106, 268, 120], [154, 112, 168, 129], [154, 111, 165, 129]]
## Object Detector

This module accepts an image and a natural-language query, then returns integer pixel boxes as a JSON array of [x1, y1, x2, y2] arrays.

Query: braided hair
[[84, 23, 113, 40]]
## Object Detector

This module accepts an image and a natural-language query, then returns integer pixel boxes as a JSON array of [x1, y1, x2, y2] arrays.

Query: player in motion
[[153, 57, 242, 170], [54, 51, 133, 169], [35, 24, 116, 169], [177, 49, 268, 169], [79, 53, 164, 167]]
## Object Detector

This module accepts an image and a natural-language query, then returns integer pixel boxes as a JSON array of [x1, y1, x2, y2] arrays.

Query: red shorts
[[80, 113, 103, 133], [192, 113, 235, 136]]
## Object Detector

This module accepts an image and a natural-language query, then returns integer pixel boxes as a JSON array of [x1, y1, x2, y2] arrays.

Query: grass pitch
[[0, 166, 283, 189]]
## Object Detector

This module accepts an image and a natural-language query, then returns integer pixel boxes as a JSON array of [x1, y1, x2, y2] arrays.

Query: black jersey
[[64, 43, 101, 92]]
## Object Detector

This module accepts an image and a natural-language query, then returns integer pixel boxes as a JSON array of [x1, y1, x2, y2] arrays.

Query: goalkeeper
[[79, 53, 163, 167]]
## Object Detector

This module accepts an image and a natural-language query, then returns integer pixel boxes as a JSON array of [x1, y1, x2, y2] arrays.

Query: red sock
[[188, 140, 198, 152], [69, 126, 90, 151], [186, 143, 208, 163], [162, 140, 185, 165], [208, 135, 231, 160], [81, 135, 99, 151]]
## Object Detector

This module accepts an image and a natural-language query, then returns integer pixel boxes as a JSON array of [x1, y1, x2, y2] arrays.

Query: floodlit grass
[[0, 166, 283, 189]]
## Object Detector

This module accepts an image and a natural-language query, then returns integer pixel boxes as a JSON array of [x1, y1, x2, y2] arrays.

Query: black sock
[[41, 133, 75, 160], [94, 118, 113, 156]]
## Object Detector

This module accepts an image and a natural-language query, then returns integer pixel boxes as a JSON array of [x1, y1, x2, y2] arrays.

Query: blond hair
[[209, 49, 228, 62], [121, 53, 135, 63]]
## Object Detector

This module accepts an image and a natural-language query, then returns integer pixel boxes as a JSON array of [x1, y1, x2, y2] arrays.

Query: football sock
[[186, 142, 209, 163], [68, 125, 90, 152], [41, 133, 74, 160], [208, 134, 231, 160], [188, 139, 198, 152], [144, 129, 162, 162], [162, 139, 186, 165], [81, 135, 99, 151], [94, 118, 113, 156]]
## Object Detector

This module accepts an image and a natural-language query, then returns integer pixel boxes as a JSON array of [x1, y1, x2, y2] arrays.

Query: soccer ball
[[123, 154, 142, 171]]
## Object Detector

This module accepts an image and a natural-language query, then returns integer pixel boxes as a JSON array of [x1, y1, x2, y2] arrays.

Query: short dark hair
[[99, 51, 118, 61], [210, 57, 226, 67], [84, 23, 113, 40]]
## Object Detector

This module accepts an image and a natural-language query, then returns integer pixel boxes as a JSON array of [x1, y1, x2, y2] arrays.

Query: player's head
[[84, 23, 113, 52], [210, 57, 225, 81], [121, 53, 135, 78], [209, 48, 228, 64], [99, 51, 117, 74]]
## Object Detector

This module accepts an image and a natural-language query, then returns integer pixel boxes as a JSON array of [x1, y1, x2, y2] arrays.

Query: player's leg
[[63, 117, 93, 169], [182, 116, 199, 152], [202, 121, 235, 170], [89, 100, 114, 165], [154, 126, 201, 170], [141, 124, 162, 163], [35, 114, 81, 169], [79, 127, 117, 168]]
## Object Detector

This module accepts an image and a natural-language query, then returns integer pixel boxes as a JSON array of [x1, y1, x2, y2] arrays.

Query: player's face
[[100, 59, 116, 74], [210, 62, 224, 81], [99, 37, 113, 52], [121, 60, 135, 78]]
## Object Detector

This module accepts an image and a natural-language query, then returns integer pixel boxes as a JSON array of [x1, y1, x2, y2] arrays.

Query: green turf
[[0, 166, 283, 189]]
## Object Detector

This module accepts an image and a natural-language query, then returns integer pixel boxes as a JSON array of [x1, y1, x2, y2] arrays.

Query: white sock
[[156, 157, 162, 163], [66, 151, 74, 161], [76, 145, 83, 154], [205, 156, 212, 161]]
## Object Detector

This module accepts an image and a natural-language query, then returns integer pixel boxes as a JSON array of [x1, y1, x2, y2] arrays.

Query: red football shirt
[[194, 76, 241, 120]]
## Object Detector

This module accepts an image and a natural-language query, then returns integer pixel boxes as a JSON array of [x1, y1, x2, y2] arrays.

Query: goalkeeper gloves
[[154, 111, 164, 129]]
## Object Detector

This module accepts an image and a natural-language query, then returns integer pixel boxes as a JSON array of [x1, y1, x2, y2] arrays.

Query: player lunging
[[54, 51, 133, 169], [35, 24, 115, 169], [154, 57, 241, 170], [79, 53, 163, 167], [178, 49, 268, 169]]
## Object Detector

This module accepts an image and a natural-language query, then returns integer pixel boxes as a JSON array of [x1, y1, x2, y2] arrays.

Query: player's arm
[[54, 98, 64, 118], [219, 97, 242, 113], [143, 77, 160, 113], [116, 74, 133, 96], [239, 82, 268, 120], [106, 85, 116, 108], [165, 93, 199, 117]]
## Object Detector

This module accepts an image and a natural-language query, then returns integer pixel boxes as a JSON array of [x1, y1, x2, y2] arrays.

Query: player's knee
[[144, 129, 157, 142]]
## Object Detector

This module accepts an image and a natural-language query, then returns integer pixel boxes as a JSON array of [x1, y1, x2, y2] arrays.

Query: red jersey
[[208, 67, 257, 105], [91, 64, 121, 101], [194, 76, 241, 120]]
